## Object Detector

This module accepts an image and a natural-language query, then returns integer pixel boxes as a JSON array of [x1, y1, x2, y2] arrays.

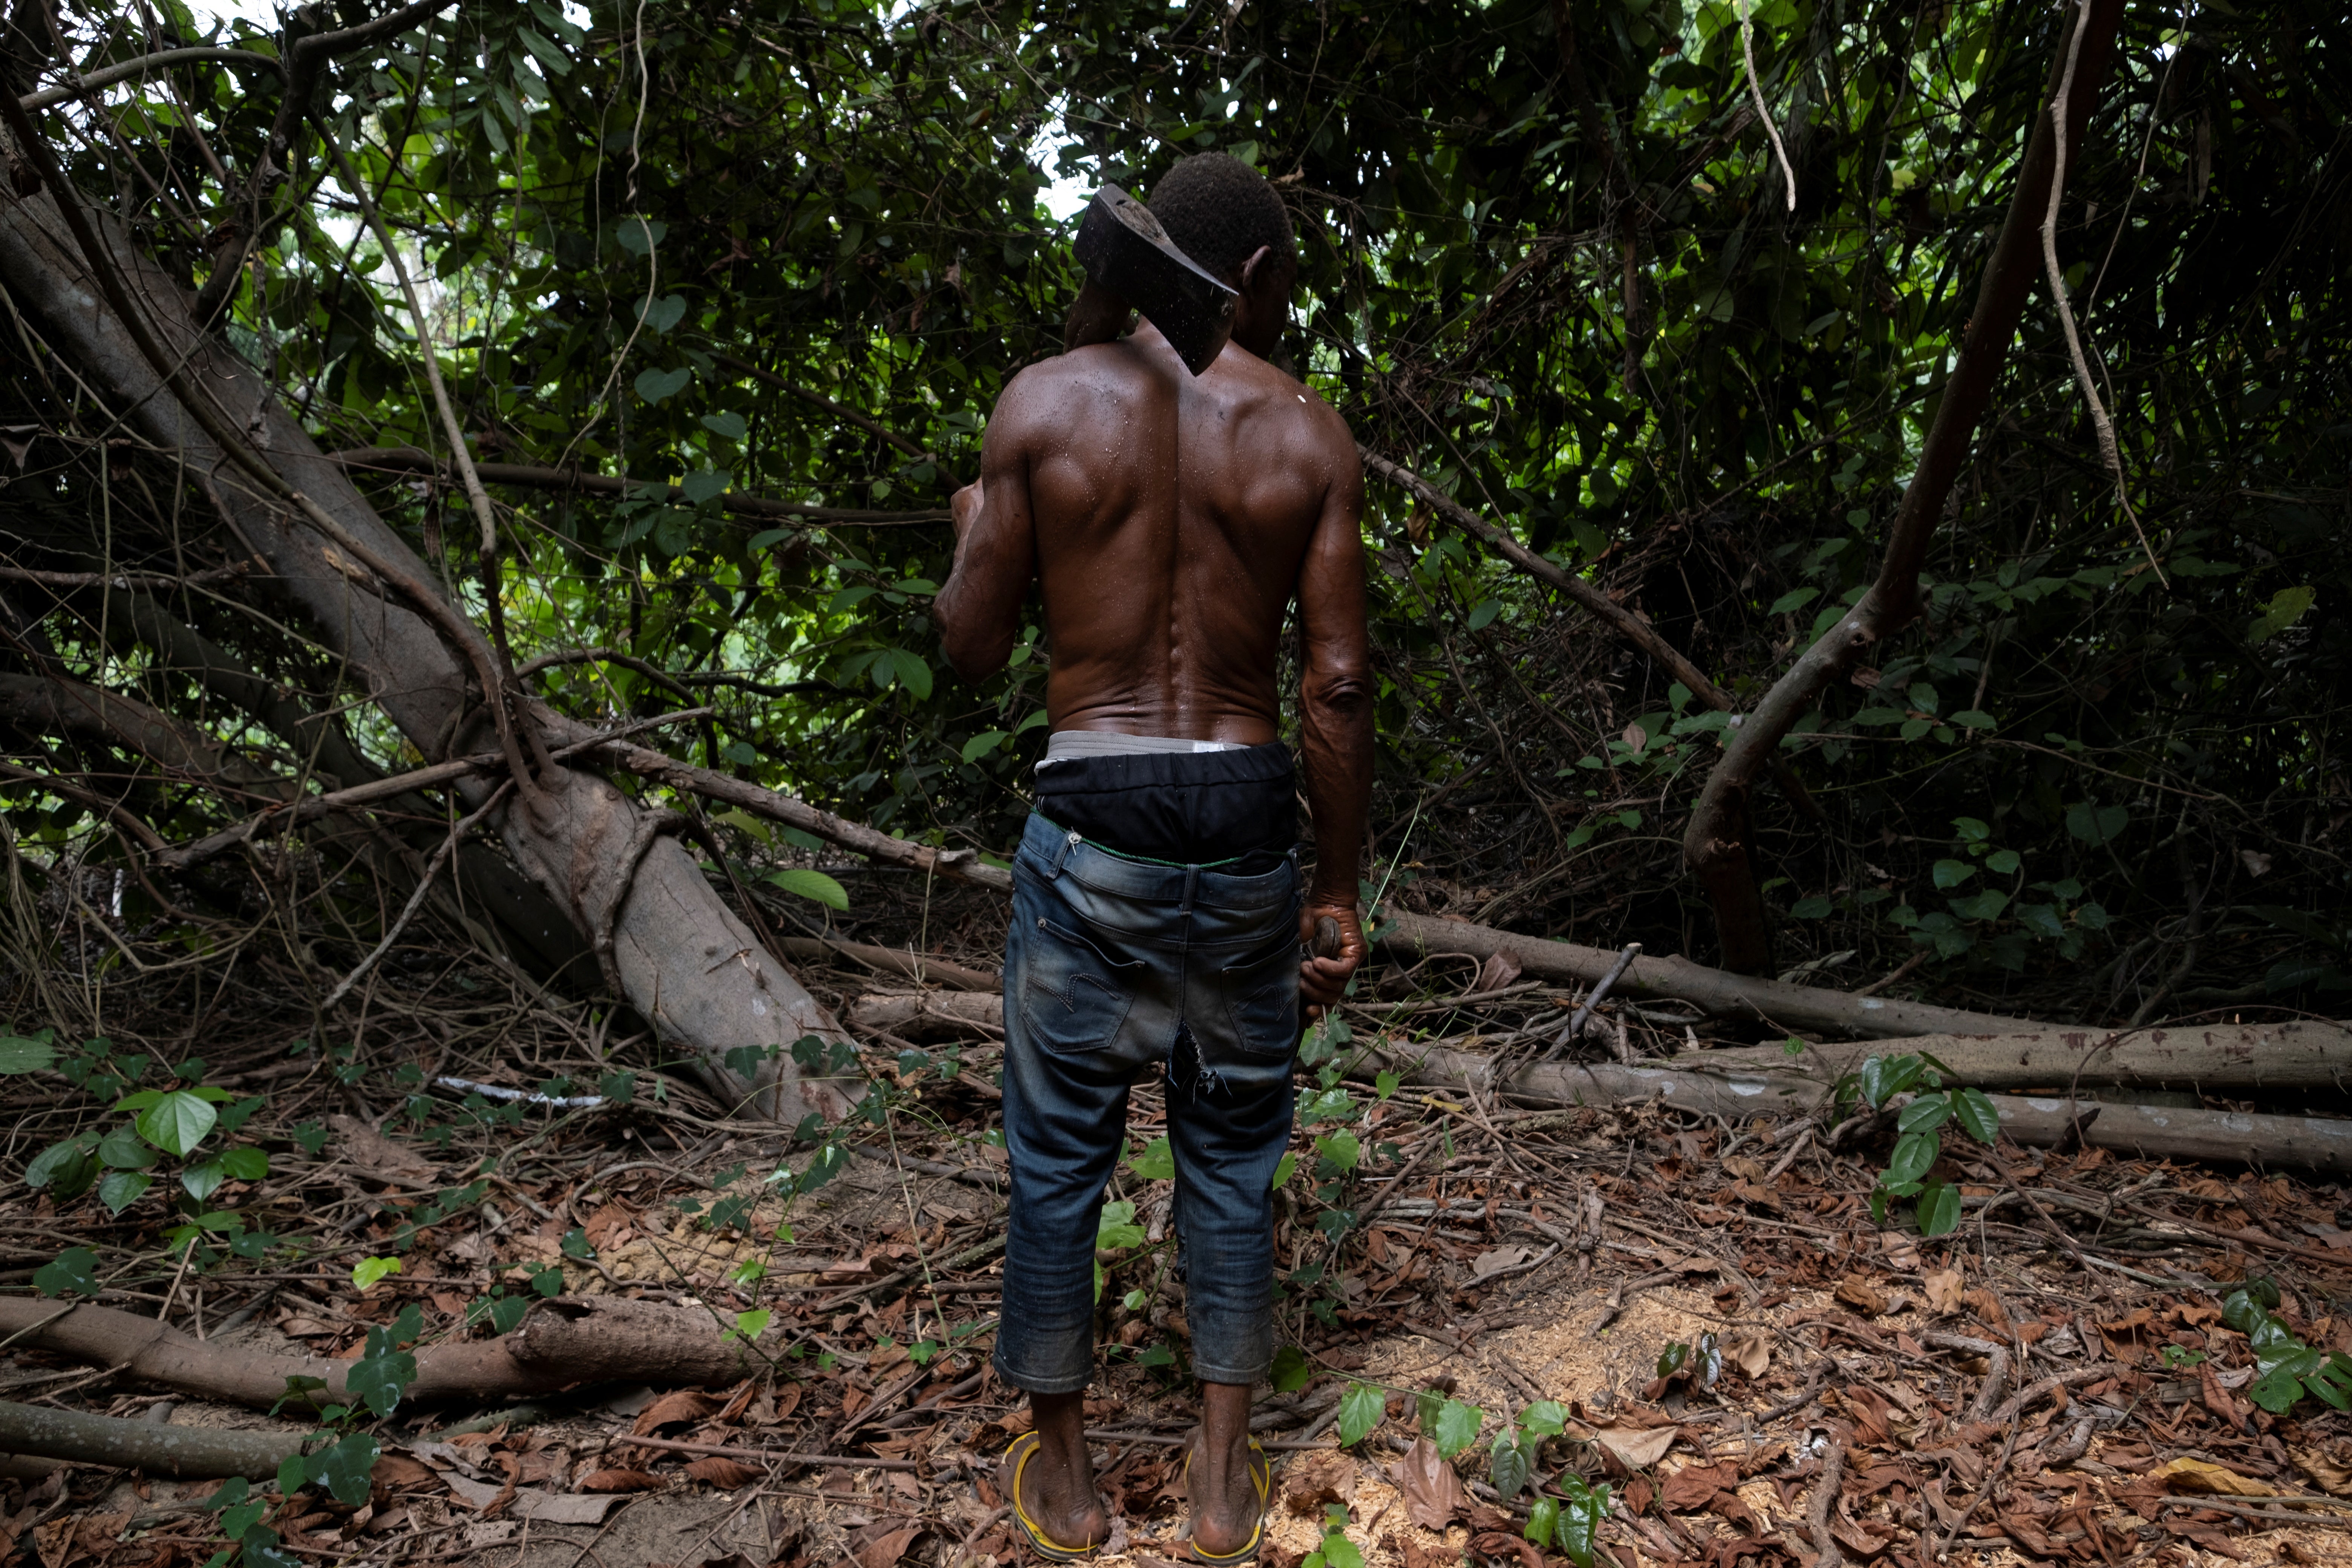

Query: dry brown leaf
[[1880, 1234, 1923, 1272], [849, 1520, 923, 1568], [1475, 952, 1523, 993], [1591, 1421, 1679, 1471], [328, 1113, 436, 1177], [2292, 1441, 2352, 1497], [578, 1468, 666, 1493], [2155, 1457, 2276, 1498], [372, 1453, 438, 1491], [1283, 1449, 1359, 1515], [1390, 1438, 1465, 1530], [1923, 1268, 1965, 1314], [1659, 1461, 1737, 1512], [634, 1389, 723, 1435], [683, 1456, 764, 1490], [1471, 1244, 1536, 1280], [1721, 1156, 1767, 1183], [1833, 1276, 1889, 1317], [1720, 1329, 1772, 1378], [1964, 1287, 2014, 1335]]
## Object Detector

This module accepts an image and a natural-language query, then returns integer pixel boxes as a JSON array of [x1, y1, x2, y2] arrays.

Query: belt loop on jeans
[[1046, 827, 1079, 880], [1181, 864, 1198, 916]]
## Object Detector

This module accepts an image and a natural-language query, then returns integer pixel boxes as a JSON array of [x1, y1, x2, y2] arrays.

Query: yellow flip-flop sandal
[[999, 1431, 1104, 1562], [1180, 1435, 1270, 1565]]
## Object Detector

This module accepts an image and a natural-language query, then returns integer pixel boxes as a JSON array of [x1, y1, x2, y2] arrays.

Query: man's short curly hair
[[1148, 153, 1295, 283]]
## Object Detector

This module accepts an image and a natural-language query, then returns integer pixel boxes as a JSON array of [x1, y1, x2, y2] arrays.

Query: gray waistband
[[1038, 730, 1245, 767]]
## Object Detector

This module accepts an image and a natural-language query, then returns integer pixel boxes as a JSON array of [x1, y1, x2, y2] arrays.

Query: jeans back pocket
[[1021, 915, 1143, 1054], [1220, 933, 1303, 1057]]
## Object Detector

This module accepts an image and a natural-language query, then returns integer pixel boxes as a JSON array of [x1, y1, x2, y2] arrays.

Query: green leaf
[[1951, 1088, 2001, 1144], [1768, 586, 1819, 615], [2251, 585, 2316, 645], [514, 24, 571, 74], [33, 1246, 99, 1298], [634, 366, 691, 403], [2250, 1366, 2305, 1413], [681, 467, 731, 504], [1949, 709, 1997, 730], [725, 1307, 772, 1343], [352, 1256, 402, 1291], [1270, 1346, 1312, 1392], [961, 730, 1008, 763], [0, 1036, 55, 1073], [1916, 1178, 1962, 1236], [25, 1136, 97, 1198], [1271, 1152, 1298, 1190], [1951, 889, 2010, 921], [180, 1159, 225, 1203], [1489, 1437, 1532, 1500], [1525, 1497, 1560, 1550], [614, 216, 665, 255], [1432, 1397, 1483, 1458], [1316, 1130, 1361, 1171], [2066, 802, 2128, 846], [98, 1169, 151, 1214], [1931, 859, 1975, 889], [1128, 1136, 1176, 1182], [701, 409, 748, 438], [1323, 1533, 1365, 1568], [880, 648, 933, 700], [1519, 1400, 1568, 1438], [1336, 1381, 1383, 1447], [1984, 848, 2022, 875], [97, 1125, 155, 1169], [136, 1090, 217, 1157], [348, 1308, 423, 1416], [219, 1145, 269, 1181], [641, 292, 687, 333], [1466, 598, 1501, 630], [1882, 1130, 1939, 1187], [1897, 1096, 1951, 1135], [314, 1433, 381, 1506], [1556, 1484, 1607, 1568], [766, 868, 849, 910]]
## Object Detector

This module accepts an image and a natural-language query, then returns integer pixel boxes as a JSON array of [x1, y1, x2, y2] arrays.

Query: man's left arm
[[1294, 432, 1374, 1010]]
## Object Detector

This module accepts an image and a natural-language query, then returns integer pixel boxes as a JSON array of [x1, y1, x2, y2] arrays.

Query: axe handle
[[1312, 915, 1344, 960]]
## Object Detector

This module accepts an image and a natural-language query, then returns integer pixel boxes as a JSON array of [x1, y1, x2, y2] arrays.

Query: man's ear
[[1237, 244, 1276, 296]]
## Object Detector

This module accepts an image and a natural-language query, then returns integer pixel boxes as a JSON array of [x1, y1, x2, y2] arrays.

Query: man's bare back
[[936, 283, 1373, 1001]]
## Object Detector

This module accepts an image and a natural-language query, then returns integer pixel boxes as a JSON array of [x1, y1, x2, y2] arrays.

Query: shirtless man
[[934, 152, 1371, 1562]]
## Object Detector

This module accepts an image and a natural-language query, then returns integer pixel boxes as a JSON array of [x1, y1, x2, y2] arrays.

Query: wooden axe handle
[[1313, 915, 1344, 960]]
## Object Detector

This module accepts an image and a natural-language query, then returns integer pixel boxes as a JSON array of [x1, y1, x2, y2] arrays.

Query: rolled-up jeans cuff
[[993, 1339, 1093, 1396], [1190, 1354, 1272, 1387]]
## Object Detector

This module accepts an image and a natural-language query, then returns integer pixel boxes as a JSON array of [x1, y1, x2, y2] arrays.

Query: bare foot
[[1019, 1392, 1110, 1552], [1190, 1383, 1262, 1560]]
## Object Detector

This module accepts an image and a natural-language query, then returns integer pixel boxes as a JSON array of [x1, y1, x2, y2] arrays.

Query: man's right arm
[[934, 386, 1040, 683], [1294, 429, 1373, 1010]]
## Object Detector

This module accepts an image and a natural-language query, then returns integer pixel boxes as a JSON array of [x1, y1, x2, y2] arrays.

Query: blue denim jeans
[[993, 810, 1302, 1393]]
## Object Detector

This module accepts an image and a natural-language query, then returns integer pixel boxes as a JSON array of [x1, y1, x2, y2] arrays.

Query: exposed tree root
[[0, 1295, 793, 1412], [0, 1399, 302, 1479]]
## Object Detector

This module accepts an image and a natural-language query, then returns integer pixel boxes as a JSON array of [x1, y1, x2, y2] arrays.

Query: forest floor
[[6, 886, 2352, 1568]]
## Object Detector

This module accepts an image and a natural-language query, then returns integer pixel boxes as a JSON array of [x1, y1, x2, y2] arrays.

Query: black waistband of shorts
[[1033, 742, 1296, 870]]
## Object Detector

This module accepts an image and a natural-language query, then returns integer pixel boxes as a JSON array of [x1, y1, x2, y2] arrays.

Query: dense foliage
[[2, 0, 2348, 1028]]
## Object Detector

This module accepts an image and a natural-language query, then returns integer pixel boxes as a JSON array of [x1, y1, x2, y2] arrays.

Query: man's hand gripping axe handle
[[1064, 185, 1238, 376]]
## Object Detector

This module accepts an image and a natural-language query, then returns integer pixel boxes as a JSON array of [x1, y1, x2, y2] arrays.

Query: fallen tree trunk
[[0, 1400, 300, 1479], [1373, 909, 2046, 1038], [0, 119, 850, 1124], [1360, 1042, 2352, 1173], [0, 1294, 796, 1413], [1680, 1021, 2352, 1093], [778, 938, 997, 991], [849, 990, 1010, 1038]]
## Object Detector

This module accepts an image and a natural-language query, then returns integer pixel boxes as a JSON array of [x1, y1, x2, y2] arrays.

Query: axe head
[[1074, 184, 1237, 376]]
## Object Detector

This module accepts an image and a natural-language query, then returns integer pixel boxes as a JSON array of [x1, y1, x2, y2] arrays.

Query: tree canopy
[[2, 0, 2349, 1053]]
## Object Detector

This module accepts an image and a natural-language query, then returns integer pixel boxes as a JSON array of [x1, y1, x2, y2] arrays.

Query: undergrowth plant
[[2221, 1277, 2352, 1413], [1835, 1052, 2001, 1235]]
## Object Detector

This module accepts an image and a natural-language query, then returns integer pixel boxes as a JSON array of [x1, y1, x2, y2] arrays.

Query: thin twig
[[323, 779, 514, 1010], [2038, 0, 2163, 587], [1736, 0, 1798, 213]]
